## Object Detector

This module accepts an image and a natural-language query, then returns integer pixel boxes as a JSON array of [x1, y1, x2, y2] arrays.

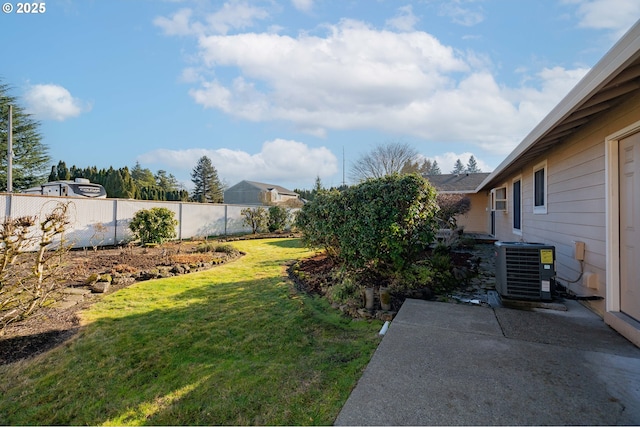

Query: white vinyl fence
[[0, 193, 282, 249]]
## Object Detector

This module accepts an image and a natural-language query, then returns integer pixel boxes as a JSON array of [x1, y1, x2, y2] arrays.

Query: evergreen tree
[[402, 158, 434, 175], [120, 167, 137, 199], [155, 169, 179, 192], [313, 175, 323, 193], [131, 161, 156, 188], [0, 81, 51, 191], [466, 155, 482, 173], [430, 160, 441, 175], [49, 160, 71, 181], [451, 159, 465, 174], [191, 156, 223, 203], [48, 165, 57, 182], [59, 161, 70, 180]]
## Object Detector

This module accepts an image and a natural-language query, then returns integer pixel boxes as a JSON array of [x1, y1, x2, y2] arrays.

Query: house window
[[493, 187, 507, 211], [533, 161, 547, 214], [512, 178, 522, 232]]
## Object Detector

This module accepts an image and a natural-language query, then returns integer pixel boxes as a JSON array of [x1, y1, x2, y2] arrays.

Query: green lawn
[[0, 238, 381, 425]]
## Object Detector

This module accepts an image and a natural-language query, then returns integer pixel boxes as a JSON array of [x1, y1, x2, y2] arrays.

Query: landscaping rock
[[90, 281, 110, 293]]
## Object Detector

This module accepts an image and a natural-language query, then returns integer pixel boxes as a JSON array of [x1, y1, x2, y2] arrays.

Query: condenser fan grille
[[504, 248, 543, 298], [495, 242, 555, 301]]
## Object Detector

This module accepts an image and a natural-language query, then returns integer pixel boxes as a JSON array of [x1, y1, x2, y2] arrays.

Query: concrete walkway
[[335, 299, 640, 426]]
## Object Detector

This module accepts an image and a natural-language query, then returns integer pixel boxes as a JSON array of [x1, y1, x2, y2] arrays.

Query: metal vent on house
[[495, 242, 556, 301]]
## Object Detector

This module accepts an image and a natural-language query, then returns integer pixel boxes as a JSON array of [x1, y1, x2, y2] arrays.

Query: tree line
[[47, 161, 190, 201], [48, 155, 225, 202], [349, 142, 483, 182]]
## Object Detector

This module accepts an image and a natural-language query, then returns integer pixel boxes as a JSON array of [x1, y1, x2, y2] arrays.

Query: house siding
[[456, 192, 490, 234], [492, 95, 640, 316]]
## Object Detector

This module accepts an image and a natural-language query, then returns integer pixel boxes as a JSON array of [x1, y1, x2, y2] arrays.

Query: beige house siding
[[491, 95, 640, 316], [455, 192, 490, 233]]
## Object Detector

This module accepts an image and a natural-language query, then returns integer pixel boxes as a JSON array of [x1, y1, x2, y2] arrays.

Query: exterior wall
[[224, 182, 299, 206], [455, 192, 490, 234], [224, 181, 262, 205], [490, 95, 640, 316]]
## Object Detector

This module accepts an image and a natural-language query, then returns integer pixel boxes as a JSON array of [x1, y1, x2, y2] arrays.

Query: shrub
[[294, 189, 343, 258], [296, 173, 440, 278], [241, 207, 267, 234], [0, 202, 72, 332], [267, 205, 288, 232], [391, 262, 434, 292], [129, 207, 178, 245], [214, 243, 237, 254], [326, 277, 361, 305], [436, 193, 471, 230], [428, 243, 457, 293]]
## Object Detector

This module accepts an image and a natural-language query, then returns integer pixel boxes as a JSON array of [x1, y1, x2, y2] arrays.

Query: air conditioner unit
[[495, 242, 556, 301]]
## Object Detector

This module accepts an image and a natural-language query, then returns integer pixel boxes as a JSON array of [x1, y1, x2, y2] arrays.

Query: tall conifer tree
[[191, 156, 223, 203]]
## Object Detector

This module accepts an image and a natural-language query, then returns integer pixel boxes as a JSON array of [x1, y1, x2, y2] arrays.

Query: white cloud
[[291, 0, 314, 13], [438, 1, 484, 27], [385, 5, 419, 32], [137, 139, 338, 188], [157, 10, 592, 156], [24, 84, 91, 121], [154, 8, 199, 36], [566, 0, 640, 38], [154, 2, 269, 36]]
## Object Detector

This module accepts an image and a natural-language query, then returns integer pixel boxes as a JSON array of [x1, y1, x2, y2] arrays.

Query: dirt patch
[[0, 240, 243, 365]]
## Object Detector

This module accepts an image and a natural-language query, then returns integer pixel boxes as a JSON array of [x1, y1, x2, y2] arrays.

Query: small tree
[[436, 193, 471, 230], [267, 205, 288, 232], [129, 207, 178, 245], [241, 207, 267, 234]]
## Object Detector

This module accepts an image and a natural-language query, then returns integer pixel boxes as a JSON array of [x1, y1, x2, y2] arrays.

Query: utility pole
[[7, 105, 12, 192]]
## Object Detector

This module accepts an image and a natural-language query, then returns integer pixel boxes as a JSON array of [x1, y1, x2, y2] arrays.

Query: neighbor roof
[[425, 173, 491, 193], [477, 20, 640, 192], [240, 180, 298, 196]]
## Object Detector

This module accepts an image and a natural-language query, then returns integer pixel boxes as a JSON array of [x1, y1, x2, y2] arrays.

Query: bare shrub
[[0, 202, 72, 334]]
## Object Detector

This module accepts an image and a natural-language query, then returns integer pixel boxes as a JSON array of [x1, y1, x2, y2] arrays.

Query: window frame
[[512, 176, 522, 234], [492, 186, 507, 211], [533, 160, 548, 214]]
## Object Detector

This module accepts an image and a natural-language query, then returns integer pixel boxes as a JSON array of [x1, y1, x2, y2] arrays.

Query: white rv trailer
[[22, 178, 107, 198]]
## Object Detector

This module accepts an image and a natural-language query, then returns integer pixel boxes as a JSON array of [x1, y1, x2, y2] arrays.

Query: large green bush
[[295, 173, 439, 277], [129, 207, 178, 245]]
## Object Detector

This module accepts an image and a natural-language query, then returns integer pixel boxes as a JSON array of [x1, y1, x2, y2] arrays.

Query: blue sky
[[2, 1, 639, 191]]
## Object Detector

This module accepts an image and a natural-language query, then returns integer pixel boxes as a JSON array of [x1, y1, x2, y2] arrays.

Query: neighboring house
[[425, 173, 491, 233], [476, 20, 640, 346], [224, 180, 300, 206]]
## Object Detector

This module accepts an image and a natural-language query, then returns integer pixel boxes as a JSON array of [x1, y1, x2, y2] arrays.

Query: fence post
[[224, 205, 228, 236], [7, 193, 13, 219], [113, 199, 118, 245], [179, 202, 183, 241]]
